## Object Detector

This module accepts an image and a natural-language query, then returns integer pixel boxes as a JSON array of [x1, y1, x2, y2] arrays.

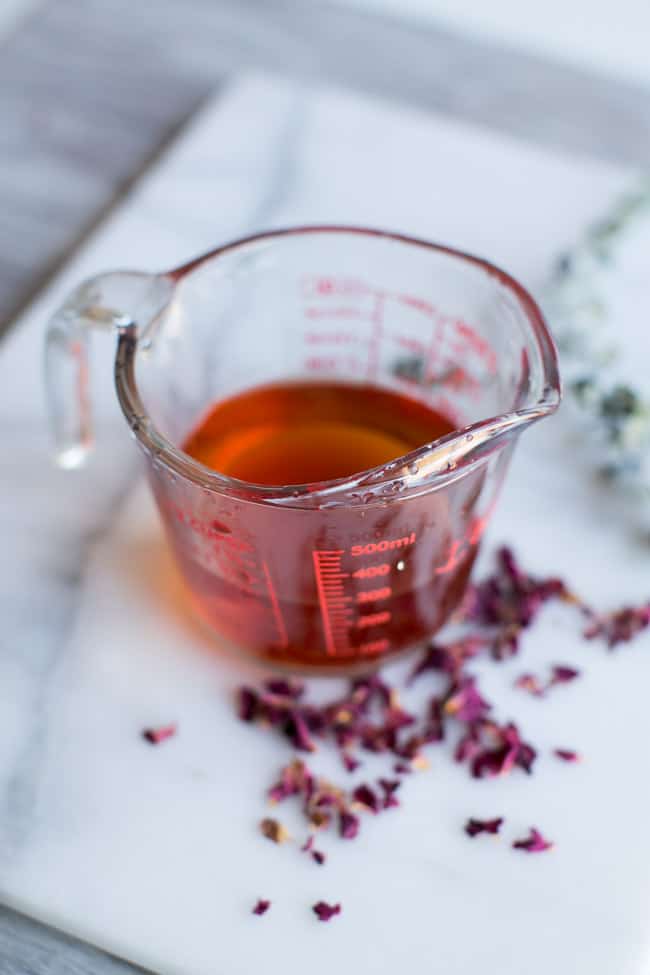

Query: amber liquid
[[160, 381, 480, 672], [183, 381, 456, 485]]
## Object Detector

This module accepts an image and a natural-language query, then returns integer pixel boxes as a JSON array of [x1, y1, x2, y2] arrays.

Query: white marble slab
[[0, 74, 646, 974]]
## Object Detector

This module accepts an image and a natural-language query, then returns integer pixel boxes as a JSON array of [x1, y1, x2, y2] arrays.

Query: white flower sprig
[[545, 180, 650, 516]]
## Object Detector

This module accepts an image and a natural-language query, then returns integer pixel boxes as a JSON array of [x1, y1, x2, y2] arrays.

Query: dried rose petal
[[252, 899, 270, 915], [584, 603, 650, 648], [260, 817, 290, 844], [514, 673, 545, 696], [554, 748, 580, 762], [284, 710, 317, 753], [264, 678, 305, 698], [237, 687, 258, 723], [378, 778, 401, 809], [393, 761, 413, 775], [339, 809, 360, 839], [470, 722, 536, 778], [309, 808, 331, 830], [466, 547, 568, 639], [490, 624, 521, 661], [352, 784, 379, 813], [550, 665, 580, 685], [444, 676, 491, 723], [342, 753, 360, 773], [312, 850, 326, 865], [312, 901, 341, 922], [268, 758, 315, 804], [465, 816, 504, 837], [409, 636, 484, 683], [513, 827, 554, 853], [142, 724, 177, 745]]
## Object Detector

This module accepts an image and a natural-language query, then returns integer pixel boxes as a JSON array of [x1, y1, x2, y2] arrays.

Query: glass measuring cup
[[45, 227, 560, 673]]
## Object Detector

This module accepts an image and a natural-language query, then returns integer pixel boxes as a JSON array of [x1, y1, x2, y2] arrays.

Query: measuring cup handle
[[44, 270, 173, 469]]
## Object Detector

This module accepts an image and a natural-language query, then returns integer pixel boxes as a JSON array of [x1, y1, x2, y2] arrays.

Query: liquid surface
[[182, 381, 456, 485]]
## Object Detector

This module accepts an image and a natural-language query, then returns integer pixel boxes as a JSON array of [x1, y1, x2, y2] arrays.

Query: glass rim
[[114, 224, 561, 508]]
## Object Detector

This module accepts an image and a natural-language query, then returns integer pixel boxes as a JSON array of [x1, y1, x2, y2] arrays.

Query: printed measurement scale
[[312, 533, 417, 657]]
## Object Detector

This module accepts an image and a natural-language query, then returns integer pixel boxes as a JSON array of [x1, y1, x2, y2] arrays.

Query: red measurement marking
[[356, 611, 391, 629], [304, 329, 359, 341], [312, 550, 350, 656], [358, 638, 390, 656], [455, 320, 497, 374], [351, 533, 416, 556], [356, 587, 392, 603], [262, 561, 288, 649], [305, 356, 338, 372], [434, 540, 463, 576], [352, 564, 391, 579], [396, 294, 438, 320], [366, 294, 384, 382], [301, 275, 375, 298], [305, 309, 367, 321], [391, 334, 428, 354]]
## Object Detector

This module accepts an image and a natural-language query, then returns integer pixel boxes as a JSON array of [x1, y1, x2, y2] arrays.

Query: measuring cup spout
[[44, 270, 174, 469], [412, 394, 560, 481]]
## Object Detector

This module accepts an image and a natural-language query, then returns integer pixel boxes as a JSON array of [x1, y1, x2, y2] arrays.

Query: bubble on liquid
[[382, 479, 404, 495], [407, 461, 419, 476], [446, 460, 457, 472], [465, 433, 474, 442], [362, 492, 376, 504], [396, 559, 406, 571]]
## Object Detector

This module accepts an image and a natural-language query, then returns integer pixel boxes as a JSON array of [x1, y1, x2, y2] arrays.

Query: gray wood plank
[[1, 0, 650, 338], [0, 904, 152, 974]]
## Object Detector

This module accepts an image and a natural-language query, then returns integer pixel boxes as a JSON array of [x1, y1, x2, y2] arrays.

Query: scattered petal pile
[[230, 546, 650, 916]]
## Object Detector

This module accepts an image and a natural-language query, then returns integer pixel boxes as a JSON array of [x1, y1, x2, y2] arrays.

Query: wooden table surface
[[1, 1, 649, 970]]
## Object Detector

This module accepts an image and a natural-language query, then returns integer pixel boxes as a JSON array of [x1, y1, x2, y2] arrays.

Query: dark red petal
[[584, 603, 650, 648], [444, 677, 491, 723], [554, 748, 580, 762], [378, 778, 401, 808], [513, 827, 554, 852], [264, 678, 305, 699], [465, 816, 504, 837], [237, 687, 258, 722], [516, 741, 537, 775], [352, 784, 380, 813], [339, 809, 360, 839], [252, 899, 271, 915], [550, 665, 580, 685], [312, 901, 341, 921], [284, 710, 317, 753], [312, 850, 326, 865], [342, 753, 361, 773], [142, 724, 177, 745]]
